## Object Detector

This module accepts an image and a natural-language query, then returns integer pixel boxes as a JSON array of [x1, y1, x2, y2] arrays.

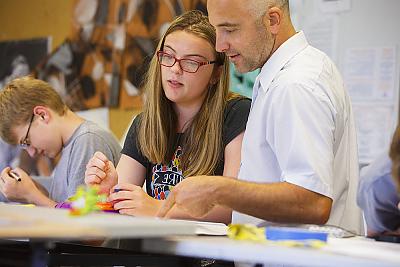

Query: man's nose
[[215, 32, 229, 53]]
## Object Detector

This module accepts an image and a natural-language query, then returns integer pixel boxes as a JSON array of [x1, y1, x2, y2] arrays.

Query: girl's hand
[[85, 151, 118, 194], [109, 183, 162, 216]]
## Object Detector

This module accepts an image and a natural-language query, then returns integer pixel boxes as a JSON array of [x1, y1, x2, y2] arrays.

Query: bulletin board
[[32, 0, 208, 111], [290, 0, 400, 164]]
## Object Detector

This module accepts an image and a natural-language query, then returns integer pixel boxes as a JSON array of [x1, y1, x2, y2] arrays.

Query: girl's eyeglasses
[[157, 51, 217, 73]]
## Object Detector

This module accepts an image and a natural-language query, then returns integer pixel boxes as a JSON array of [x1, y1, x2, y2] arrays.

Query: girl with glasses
[[85, 10, 250, 224]]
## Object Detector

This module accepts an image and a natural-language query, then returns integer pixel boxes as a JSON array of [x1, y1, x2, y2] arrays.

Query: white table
[[0, 203, 196, 239], [142, 235, 400, 267], [3, 204, 400, 267], [0, 203, 198, 266]]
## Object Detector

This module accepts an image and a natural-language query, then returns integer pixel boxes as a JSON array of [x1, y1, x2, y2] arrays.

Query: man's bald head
[[207, 0, 295, 72], [248, 0, 290, 20]]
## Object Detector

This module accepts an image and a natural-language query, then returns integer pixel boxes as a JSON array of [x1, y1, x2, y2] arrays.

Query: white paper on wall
[[344, 46, 399, 163], [352, 104, 395, 163], [344, 46, 397, 101], [318, 0, 352, 14], [302, 16, 339, 62]]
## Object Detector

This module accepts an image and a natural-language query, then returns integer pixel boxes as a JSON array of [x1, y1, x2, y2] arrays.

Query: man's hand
[[85, 151, 118, 194], [157, 175, 223, 218], [108, 183, 161, 216], [0, 167, 39, 203]]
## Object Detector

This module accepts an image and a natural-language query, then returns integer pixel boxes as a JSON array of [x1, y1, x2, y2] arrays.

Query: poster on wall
[[290, 0, 400, 165], [318, 0, 352, 13], [0, 37, 50, 90], [344, 46, 399, 163], [34, 0, 208, 111]]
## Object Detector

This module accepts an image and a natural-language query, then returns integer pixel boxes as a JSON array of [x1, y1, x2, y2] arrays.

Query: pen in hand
[[9, 170, 21, 182]]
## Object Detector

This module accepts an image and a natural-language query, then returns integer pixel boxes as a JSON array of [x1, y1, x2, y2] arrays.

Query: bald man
[[159, 0, 363, 235]]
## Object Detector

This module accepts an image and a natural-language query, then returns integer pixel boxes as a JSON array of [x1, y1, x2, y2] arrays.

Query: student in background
[[85, 10, 250, 224], [0, 76, 121, 207], [158, 0, 363, 235], [358, 125, 400, 236]]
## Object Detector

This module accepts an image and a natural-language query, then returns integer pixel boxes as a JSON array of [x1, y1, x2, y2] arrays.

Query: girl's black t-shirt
[[121, 97, 251, 200]]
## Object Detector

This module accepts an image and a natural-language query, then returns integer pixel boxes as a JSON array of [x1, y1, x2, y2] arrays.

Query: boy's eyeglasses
[[157, 51, 217, 73], [20, 114, 34, 149]]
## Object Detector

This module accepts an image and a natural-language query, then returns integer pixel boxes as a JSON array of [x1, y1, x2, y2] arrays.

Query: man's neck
[[274, 24, 297, 54]]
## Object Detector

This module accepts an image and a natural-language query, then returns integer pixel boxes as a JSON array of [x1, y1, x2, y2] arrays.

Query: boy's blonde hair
[[0, 76, 67, 144]]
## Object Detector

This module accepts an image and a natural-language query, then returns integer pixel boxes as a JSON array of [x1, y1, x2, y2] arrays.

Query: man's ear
[[265, 7, 282, 35], [32, 106, 51, 123]]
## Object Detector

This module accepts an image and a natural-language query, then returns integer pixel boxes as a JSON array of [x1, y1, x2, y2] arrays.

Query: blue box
[[265, 227, 328, 242]]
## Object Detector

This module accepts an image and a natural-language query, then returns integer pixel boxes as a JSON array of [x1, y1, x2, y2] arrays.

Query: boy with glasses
[[0, 76, 121, 207]]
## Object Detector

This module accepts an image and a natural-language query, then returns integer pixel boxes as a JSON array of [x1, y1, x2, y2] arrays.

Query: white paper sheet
[[344, 46, 398, 163], [302, 16, 339, 61], [318, 0, 352, 13], [352, 104, 394, 163], [344, 46, 397, 101]]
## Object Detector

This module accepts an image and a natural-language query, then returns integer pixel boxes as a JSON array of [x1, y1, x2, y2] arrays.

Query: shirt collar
[[258, 31, 309, 92]]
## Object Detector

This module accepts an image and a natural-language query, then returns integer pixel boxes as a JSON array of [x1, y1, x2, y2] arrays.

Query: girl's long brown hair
[[137, 10, 236, 177]]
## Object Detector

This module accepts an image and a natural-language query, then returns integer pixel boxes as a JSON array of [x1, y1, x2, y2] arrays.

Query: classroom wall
[[291, 0, 400, 163], [0, 0, 73, 50], [0, 0, 139, 140]]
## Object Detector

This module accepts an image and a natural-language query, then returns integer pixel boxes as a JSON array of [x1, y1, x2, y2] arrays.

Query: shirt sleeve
[[121, 114, 148, 167], [266, 83, 335, 198], [66, 132, 121, 200], [223, 97, 251, 146]]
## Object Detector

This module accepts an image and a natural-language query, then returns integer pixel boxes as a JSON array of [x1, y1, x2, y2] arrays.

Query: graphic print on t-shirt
[[151, 146, 184, 200]]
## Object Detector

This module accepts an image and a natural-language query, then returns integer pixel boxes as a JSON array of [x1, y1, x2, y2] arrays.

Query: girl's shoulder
[[224, 96, 251, 117], [222, 96, 251, 146]]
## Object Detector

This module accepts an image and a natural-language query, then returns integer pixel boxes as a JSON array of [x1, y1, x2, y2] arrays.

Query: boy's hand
[[0, 167, 39, 203], [85, 151, 118, 194]]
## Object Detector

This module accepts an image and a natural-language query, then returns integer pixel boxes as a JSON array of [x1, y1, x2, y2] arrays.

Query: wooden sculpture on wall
[[34, 0, 208, 111]]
